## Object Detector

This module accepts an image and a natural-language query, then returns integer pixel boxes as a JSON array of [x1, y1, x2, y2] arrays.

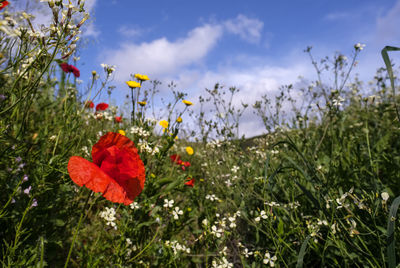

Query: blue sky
[[20, 0, 400, 136]]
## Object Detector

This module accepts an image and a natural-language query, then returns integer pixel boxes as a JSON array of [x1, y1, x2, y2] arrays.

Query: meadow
[[1, 1, 400, 267]]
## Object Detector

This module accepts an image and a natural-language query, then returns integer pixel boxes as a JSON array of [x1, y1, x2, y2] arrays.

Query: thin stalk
[[128, 227, 160, 263], [64, 191, 93, 268]]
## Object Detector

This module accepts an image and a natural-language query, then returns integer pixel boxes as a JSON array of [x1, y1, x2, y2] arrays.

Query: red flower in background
[[68, 132, 146, 205], [115, 116, 122, 123], [0, 1, 9, 10], [96, 102, 109, 111], [59, 63, 80, 78], [170, 154, 191, 170], [170, 154, 181, 164], [85, 100, 94, 108], [184, 178, 195, 187]]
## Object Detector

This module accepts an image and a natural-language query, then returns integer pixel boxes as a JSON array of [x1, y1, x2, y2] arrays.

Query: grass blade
[[387, 195, 400, 268], [296, 235, 311, 268], [381, 46, 400, 122]]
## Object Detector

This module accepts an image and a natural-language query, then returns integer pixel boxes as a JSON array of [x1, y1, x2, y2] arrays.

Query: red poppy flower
[[96, 102, 109, 111], [0, 1, 9, 11], [184, 178, 195, 187], [85, 100, 94, 108], [170, 154, 181, 164], [59, 62, 80, 78], [115, 116, 122, 123], [60, 63, 70, 73], [183, 161, 191, 167], [70, 65, 80, 78], [68, 132, 146, 205]]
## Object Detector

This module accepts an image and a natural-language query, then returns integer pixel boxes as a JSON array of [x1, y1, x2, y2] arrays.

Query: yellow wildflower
[[137, 101, 147, 106], [176, 116, 182, 123], [159, 120, 169, 129], [186, 146, 194, 155], [182, 100, 193, 106], [118, 130, 126, 136], [126, 81, 141, 88], [134, 73, 150, 81]]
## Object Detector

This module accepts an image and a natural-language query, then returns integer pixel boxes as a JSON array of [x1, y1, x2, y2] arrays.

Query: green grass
[[1, 3, 400, 267]]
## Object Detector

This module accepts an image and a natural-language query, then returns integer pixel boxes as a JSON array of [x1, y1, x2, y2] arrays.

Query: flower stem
[[64, 191, 93, 268], [131, 87, 136, 125], [128, 227, 160, 263]]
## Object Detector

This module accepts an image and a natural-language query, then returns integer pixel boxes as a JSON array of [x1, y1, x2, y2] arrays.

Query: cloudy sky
[[18, 0, 400, 137]]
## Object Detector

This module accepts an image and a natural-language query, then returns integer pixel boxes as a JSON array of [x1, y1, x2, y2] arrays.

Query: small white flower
[[242, 248, 253, 258], [354, 43, 366, 51], [381, 192, 389, 202], [163, 199, 174, 208], [172, 206, 183, 220], [332, 96, 345, 107], [130, 202, 140, 209], [231, 165, 240, 173], [263, 252, 277, 267]]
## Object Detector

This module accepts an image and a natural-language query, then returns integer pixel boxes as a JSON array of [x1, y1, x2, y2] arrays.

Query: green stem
[[6, 197, 34, 267], [64, 191, 93, 268], [128, 227, 160, 263]]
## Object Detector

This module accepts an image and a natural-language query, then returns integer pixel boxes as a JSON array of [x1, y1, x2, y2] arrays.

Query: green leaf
[[387, 195, 400, 268], [381, 46, 400, 122], [296, 235, 311, 268], [277, 218, 284, 236]]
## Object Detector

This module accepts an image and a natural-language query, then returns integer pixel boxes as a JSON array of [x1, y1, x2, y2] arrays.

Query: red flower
[[70, 65, 80, 78], [85, 100, 94, 108], [183, 161, 191, 167], [60, 63, 70, 73], [115, 116, 122, 123], [68, 132, 146, 205], [184, 178, 195, 187], [170, 154, 181, 164], [96, 102, 109, 111], [0, 1, 9, 11], [59, 62, 80, 78]]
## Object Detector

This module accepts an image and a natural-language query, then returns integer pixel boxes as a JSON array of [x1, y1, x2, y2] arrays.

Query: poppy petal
[[98, 147, 145, 204], [92, 132, 139, 166], [68, 156, 128, 204], [102, 180, 126, 204], [68, 156, 110, 193], [121, 178, 143, 205]]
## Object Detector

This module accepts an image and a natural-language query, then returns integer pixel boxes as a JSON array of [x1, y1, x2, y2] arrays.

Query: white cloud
[[375, 0, 400, 43], [324, 11, 351, 21], [168, 61, 312, 137], [103, 23, 223, 80], [224, 14, 264, 43], [118, 25, 142, 38]]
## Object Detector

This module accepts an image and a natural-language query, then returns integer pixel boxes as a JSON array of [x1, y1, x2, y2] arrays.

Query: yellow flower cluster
[[159, 120, 169, 129], [134, 73, 150, 81], [137, 101, 147, 106], [182, 100, 193, 106], [126, 81, 141, 88], [186, 146, 194, 155]]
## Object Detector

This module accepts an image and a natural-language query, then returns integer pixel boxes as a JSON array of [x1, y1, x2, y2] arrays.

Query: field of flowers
[[1, 1, 400, 267]]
